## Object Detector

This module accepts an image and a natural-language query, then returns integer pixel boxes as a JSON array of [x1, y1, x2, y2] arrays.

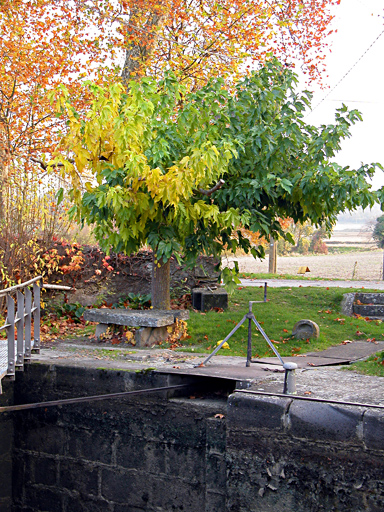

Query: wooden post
[[151, 256, 171, 310], [269, 236, 277, 274]]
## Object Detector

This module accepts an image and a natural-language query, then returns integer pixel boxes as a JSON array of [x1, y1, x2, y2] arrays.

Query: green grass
[[346, 351, 384, 377], [327, 246, 375, 254], [181, 287, 384, 360]]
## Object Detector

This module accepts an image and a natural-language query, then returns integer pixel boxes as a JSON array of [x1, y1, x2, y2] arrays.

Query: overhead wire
[[308, 26, 384, 115]]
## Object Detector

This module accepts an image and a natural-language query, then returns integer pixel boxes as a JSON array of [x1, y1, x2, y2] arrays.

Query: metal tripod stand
[[196, 300, 297, 394]]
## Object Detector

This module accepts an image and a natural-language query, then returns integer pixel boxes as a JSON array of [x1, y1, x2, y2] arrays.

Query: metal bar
[[264, 282, 267, 302], [196, 316, 248, 367], [24, 287, 32, 359], [236, 389, 384, 410], [16, 291, 24, 368], [32, 280, 41, 353], [0, 323, 11, 332], [246, 317, 252, 367], [251, 316, 285, 365], [6, 294, 15, 378], [0, 384, 190, 413], [0, 276, 43, 297]]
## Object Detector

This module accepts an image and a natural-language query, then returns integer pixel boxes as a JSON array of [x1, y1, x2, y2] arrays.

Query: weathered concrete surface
[[226, 391, 384, 512], [4, 363, 384, 512], [341, 292, 356, 316], [83, 308, 187, 327]]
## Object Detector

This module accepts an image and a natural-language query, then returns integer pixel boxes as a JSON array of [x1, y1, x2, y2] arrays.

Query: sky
[[303, 0, 384, 194]]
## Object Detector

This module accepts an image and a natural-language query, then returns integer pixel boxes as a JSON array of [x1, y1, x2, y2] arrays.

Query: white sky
[[303, 0, 384, 191]]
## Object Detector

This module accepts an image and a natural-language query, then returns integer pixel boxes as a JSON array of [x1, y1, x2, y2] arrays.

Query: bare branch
[[197, 179, 225, 196]]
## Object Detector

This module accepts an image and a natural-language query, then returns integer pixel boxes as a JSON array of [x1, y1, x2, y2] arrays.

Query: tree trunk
[[121, 12, 166, 84], [151, 256, 171, 310]]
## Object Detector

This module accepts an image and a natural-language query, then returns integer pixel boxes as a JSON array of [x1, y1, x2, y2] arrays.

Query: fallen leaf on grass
[[342, 340, 353, 344]]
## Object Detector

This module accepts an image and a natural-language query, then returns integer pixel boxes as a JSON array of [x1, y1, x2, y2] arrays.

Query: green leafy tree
[[49, 60, 383, 309], [49, 75, 245, 308], [373, 215, 384, 249], [212, 60, 383, 257]]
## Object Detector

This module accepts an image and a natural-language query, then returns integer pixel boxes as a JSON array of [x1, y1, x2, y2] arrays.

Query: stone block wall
[[2, 365, 384, 512], [0, 379, 14, 512], [10, 365, 227, 512], [226, 393, 384, 512]]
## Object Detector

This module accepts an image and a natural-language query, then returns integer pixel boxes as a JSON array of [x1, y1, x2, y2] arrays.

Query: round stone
[[292, 319, 320, 339]]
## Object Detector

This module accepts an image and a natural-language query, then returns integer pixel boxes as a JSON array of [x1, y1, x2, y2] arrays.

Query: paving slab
[[251, 341, 384, 368], [251, 356, 352, 368], [305, 341, 384, 360]]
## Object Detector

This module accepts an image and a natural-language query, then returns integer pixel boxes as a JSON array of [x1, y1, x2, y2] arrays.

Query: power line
[[309, 27, 384, 115]]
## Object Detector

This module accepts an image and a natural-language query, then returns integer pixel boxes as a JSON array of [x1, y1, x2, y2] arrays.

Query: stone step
[[353, 304, 384, 317], [355, 292, 384, 305]]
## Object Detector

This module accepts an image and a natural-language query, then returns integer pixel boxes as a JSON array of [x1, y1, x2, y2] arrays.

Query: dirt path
[[223, 250, 384, 281]]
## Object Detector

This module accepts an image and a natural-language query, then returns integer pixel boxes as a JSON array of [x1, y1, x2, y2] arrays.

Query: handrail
[[0, 276, 43, 297], [0, 278, 73, 392]]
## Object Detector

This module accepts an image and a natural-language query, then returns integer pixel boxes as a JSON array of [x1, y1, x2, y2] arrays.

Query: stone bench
[[83, 309, 189, 346]]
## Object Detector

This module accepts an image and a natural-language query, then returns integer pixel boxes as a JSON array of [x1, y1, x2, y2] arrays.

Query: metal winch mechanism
[[196, 299, 298, 395]]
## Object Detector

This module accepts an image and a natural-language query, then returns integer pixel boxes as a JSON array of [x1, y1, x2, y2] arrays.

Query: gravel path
[[224, 250, 384, 281]]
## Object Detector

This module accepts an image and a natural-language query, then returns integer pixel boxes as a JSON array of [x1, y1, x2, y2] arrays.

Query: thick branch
[[197, 179, 225, 196]]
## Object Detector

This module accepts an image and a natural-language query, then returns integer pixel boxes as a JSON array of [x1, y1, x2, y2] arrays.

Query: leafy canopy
[[50, 60, 383, 279], [49, 74, 245, 272]]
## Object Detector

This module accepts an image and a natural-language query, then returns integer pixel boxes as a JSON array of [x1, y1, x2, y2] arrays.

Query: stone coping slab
[[252, 341, 384, 368], [84, 308, 189, 328]]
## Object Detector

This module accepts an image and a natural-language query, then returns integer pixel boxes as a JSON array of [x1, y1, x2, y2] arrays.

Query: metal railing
[[0, 276, 71, 392]]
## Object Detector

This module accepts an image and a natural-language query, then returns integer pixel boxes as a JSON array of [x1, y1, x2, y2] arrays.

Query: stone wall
[[0, 379, 14, 512], [46, 248, 220, 307], [2, 365, 384, 512]]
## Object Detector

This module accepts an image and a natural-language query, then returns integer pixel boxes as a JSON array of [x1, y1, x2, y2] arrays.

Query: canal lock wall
[[1, 364, 384, 512]]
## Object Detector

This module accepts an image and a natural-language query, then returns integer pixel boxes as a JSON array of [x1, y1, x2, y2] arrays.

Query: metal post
[[283, 362, 298, 395], [264, 282, 267, 302], [16, 291, 24, 369], [6, 294, 15, 379], [246, 315, 252, 367], [24, 287, 32, 359], [32, 281, 41, 353]]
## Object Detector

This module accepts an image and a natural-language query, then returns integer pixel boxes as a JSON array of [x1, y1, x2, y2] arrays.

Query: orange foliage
[[0, 0, 339, 179]]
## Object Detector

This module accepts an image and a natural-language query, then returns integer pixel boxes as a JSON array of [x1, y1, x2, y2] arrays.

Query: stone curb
[[228, 392, 384, 449]]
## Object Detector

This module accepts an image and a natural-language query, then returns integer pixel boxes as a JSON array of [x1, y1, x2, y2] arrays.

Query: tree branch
[[197, 179, 225, 196]]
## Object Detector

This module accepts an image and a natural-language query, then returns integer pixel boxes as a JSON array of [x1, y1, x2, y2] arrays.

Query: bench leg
[[95, 323, 109, 340], [135, 326, 170, 347]]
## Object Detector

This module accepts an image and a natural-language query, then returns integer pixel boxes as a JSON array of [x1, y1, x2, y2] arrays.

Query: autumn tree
[[50, 60, 383, 308], [49, 75, 243, 308]]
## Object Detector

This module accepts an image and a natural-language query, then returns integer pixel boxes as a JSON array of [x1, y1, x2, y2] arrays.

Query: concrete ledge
[[289, 401, 363, 442], [341, 293, 355, 316], [228, 393, 291, 431], [363, 409, 384, 450]]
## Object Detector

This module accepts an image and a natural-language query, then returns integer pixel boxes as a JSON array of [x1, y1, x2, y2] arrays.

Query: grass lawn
[[346, 351, 384, 377], [181, 286, 384, 363]]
